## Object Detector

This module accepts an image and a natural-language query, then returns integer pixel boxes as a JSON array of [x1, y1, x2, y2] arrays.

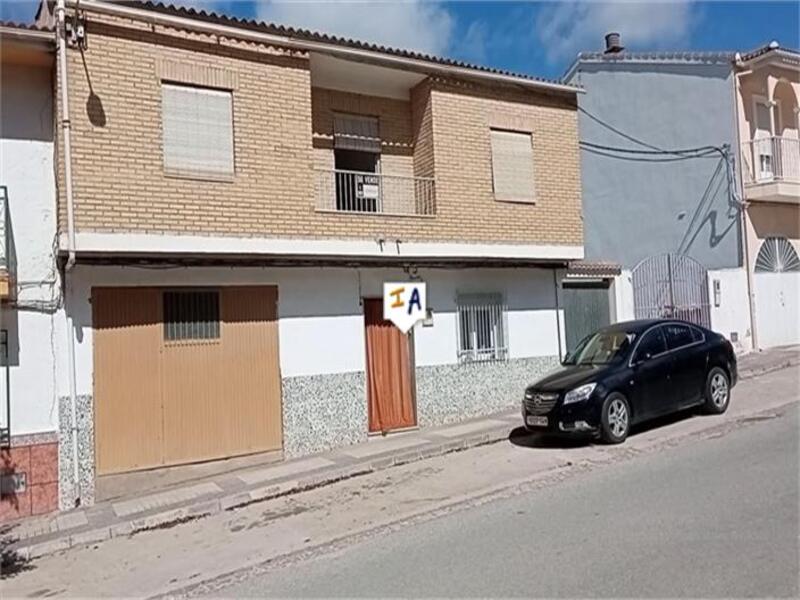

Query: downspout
[[57, 0, 81, 505], [553, 269, 563, 361], [733, 65, 758, 351]]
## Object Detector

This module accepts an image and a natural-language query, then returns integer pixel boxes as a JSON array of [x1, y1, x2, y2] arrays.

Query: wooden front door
[[93, 286, 283, 475], [363, 298, 416, 433]]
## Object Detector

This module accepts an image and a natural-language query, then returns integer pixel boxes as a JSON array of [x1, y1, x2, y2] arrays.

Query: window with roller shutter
[[161, 83, 234, 177], [490, 129, 536, 203]]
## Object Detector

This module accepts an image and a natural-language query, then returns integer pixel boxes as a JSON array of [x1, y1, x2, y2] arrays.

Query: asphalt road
[[219, 404, 799, 598]]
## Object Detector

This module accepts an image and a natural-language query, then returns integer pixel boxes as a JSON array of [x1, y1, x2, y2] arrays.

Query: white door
[[754, 237, 800, 348], [753, 100, 774, 180]]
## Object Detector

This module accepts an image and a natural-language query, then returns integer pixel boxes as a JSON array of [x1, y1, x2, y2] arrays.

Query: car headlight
[[563, 383, 597, 405]]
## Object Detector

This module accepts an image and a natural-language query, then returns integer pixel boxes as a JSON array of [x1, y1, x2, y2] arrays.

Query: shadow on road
[[1, 523, 35, 579], [508, 407, 700, 449]]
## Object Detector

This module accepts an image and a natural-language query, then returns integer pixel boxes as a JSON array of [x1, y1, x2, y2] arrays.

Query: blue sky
[[2, 1, 797, 79]]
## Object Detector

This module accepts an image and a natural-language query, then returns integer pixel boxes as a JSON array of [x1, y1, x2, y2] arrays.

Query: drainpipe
[[553, 269, 563, 361], [57, 0, 81, 505], [733, 66, 758, 351]]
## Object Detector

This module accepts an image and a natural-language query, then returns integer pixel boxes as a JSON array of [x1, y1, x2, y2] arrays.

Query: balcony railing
[[741, 136, 800, 184], [315, 169, 435, 216]]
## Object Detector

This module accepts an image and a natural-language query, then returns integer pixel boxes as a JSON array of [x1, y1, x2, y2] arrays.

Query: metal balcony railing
[[315, 169, 435, 216], [741, 136, 800, 184]]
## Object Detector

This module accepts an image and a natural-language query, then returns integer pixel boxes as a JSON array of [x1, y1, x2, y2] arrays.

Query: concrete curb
[[7, 357, 798, 561]]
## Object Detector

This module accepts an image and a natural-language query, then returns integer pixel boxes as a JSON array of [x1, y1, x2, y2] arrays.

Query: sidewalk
[[5, 344, 799, 560]]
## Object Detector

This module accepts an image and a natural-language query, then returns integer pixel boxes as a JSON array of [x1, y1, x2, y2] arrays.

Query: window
[[162, 83, 234, 177], [632, 327, 667, 363], [565, 330, 633, 366], [457, 294, 508, 362], [163, 291, 220, 341], [690, 326, 706, 343], [755, 237, 800, 273], [663, 323, 694, 351], [490, 129, 535, 203]]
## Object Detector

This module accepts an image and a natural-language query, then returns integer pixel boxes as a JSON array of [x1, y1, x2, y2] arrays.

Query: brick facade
[[59, 12, 582, 247]]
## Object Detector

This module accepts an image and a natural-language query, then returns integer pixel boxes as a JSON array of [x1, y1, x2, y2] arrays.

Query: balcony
[[741, 136, 800, 203], [315, 169, 436, 217]]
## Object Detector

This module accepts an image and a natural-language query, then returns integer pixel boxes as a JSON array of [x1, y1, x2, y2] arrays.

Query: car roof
[[600, 319, 677, 335]]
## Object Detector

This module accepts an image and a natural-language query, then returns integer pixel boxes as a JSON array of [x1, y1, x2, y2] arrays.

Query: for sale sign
[[383, 282, 426, 333]]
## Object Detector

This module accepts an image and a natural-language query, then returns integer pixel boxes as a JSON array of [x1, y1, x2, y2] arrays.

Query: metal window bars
[[456, 294, 509, 363]]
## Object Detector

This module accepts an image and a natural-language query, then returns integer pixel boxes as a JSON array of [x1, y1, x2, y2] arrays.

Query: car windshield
[[564, 330, 635, 366]]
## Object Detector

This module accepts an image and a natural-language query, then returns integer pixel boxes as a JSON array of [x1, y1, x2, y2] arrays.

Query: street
[[2, 367, 798, 597], [220, 404, 799, 598]]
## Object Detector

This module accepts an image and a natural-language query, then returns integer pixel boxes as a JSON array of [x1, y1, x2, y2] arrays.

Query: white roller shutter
[[162, 83, 234, 175], [490, 129, 535, 202]]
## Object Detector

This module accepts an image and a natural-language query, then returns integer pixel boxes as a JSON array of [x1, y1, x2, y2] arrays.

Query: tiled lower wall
[[282, 372, 368, 458], [0, 432, 59, 522], [57, 394, 95, 510], [281, 355, 559, 458], [415, 356, 559, 428]]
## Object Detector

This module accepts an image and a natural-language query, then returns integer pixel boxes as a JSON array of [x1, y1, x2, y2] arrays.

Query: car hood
[[527, 364, 614, 393]]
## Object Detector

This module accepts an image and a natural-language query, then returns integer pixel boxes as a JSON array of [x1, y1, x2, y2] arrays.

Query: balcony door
[[333, 114, 381, 213], [753, 98, 775, 180]]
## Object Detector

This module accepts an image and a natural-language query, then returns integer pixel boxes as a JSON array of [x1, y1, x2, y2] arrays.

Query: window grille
[[456, 293, 508, 363], [163, 291, 220, 341]]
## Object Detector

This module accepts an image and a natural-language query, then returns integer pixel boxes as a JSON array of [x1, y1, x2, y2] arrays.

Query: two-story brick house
[[45, 0, 583, 506]]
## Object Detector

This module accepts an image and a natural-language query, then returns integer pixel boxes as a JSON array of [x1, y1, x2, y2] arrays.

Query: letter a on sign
[[383, 282, 427, 333]]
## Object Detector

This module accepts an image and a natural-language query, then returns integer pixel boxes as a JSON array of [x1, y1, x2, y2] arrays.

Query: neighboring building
[[0, 21, 61, 521], [564, 35, 753, 353], [32, 0, 584, 509], [734, 44, 800, 349]]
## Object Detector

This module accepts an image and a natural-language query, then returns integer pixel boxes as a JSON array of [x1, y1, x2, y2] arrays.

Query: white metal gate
[[754, 237, 800, 348], [632, 253, 711, 327]]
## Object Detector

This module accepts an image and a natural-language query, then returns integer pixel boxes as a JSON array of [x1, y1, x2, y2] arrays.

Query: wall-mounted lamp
[[713, 279, 721, 307]]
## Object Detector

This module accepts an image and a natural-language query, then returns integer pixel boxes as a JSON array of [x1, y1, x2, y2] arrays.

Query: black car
[[522, 319, 737, 444]]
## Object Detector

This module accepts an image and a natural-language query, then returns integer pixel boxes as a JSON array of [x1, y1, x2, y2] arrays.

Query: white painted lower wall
[[707, 267, 753, 353], [58, 264, 565, 396], [607, 267, 753, 353], [1, 308, 60, 435]]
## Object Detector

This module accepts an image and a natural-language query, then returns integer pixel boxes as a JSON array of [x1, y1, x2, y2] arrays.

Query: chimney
[[604, 32, 624, 54]]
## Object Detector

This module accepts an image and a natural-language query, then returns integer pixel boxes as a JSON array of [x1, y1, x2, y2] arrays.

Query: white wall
[[610, 270, 636, 323], [0, 61, 60, 436], [708, 267, 753, 353], [61, 265, 563, 396]]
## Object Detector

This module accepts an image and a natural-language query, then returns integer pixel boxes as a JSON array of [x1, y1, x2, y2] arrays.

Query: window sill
[[494, 195, 536, 205], [164, 169, 235, 184], [315, 208, 436, 219]]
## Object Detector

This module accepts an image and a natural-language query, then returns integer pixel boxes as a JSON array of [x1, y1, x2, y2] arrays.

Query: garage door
[[754, 237, 800, 349], [93, 286, 283, 475]]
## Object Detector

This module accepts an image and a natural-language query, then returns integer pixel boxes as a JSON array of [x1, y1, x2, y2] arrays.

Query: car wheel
[[704, 367, 730, 415], [600, 393, 630, 444]]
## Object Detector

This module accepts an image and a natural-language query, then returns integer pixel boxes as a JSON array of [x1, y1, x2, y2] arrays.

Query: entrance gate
[[632, 253, 711, 328]]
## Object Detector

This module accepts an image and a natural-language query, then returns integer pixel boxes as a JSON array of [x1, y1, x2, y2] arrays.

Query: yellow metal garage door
[[93, 286, 283, 475]]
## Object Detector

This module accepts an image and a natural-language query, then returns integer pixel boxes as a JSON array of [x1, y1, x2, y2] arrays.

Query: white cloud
[[535, 1, 698, 63], [254, 0, 455, 56]]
